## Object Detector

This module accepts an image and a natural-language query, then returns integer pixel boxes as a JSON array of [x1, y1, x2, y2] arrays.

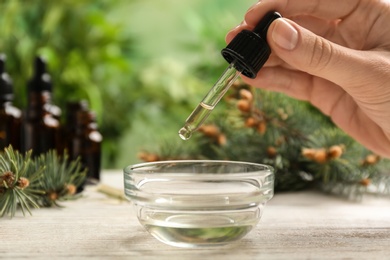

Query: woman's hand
[[226, 0, 390, 157]]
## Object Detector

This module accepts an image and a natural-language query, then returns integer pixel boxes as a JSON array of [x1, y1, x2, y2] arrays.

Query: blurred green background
[[0, 0, 255, 169]]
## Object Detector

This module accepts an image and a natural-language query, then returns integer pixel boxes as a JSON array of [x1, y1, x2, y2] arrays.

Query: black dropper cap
[[221, 11, 282, 78], [0, 54, 14, 102], [27, 56, 53, 92]]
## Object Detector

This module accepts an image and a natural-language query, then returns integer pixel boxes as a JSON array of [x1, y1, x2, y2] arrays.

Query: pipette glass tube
[[178, 63, 240, 140]]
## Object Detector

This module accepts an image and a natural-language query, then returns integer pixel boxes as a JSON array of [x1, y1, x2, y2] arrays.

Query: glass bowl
[[124, 160, 274, 248]]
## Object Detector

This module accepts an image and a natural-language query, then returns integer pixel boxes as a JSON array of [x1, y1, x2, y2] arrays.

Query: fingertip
[[244, 1, 278, 28], [243, 2, 262, 26], [225, 28, 239, 43], [225, 34, 234, 44]]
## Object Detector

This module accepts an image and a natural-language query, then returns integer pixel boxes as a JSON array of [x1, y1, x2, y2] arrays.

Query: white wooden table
[[1, 170, 390, 259]]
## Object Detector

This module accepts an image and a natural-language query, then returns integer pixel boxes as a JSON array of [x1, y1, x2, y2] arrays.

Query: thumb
[[268, 18, 361, 86]]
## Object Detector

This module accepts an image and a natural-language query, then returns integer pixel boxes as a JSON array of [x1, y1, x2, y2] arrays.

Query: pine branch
[[0, 146, 87, 218], [35, 150, 86, 207], [0, 146, 44, 218]]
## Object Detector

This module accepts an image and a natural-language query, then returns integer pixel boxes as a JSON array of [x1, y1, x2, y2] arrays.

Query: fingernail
[[272, 19, 298, 50]]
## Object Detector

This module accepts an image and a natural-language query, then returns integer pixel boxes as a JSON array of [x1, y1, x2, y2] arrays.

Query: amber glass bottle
[[21, 57, 61, 156], [63, 100, 89, 152], [0, 54, 22, 150], [67, 101, 102, 182]]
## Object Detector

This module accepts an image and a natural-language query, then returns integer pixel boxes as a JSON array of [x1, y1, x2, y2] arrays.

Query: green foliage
[[0, 0, 260, 169], [0, 146, 86, 218], [0, 0, 136, 167], [34, 150, 86, 207]]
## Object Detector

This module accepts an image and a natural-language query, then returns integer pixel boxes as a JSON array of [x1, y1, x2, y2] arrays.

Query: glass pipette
[[178, 63, 240, 140], [178, 11, 282, 140]]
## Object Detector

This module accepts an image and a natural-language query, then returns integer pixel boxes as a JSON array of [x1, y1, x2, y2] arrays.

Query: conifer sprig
[[35, 151, 86, 207], [0, 146, 86, 218]]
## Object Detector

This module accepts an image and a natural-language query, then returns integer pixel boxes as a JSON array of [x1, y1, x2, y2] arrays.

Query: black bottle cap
[[0, 54, 14, 101], [27, 56, 53, 92], [221, 11, 282, 78]]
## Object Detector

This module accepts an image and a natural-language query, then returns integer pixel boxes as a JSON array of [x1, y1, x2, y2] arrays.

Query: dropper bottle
[[179, 11, 282, 140], [0, 54, 22, 150], [21, 57, 61, 155]]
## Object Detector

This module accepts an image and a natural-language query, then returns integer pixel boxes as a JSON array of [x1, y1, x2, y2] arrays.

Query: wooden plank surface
[[1, 171, 390, 259]]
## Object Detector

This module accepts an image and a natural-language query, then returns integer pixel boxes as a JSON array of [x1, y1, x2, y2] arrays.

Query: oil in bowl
[[124, 160, 274, 248], [142, 216, 256, 247]]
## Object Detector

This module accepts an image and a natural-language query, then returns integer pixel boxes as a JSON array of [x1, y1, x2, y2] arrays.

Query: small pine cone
[[48, 192, 58, 201], [217, 134, 227, 146], [267, 146, 277, 158], [138, 152, 160, 162], [17, 177, 30, 189], [66, 184, 77, 195], [145, 154, 160, 162], [302, 148, 316, 160], [245, 117, 257, 128], [313, 149, 328, 164], [199, 124, 220, 138], [239, 89, 253, 102], [137, 152, 148, 161], [257, 121, 267, 135], [328, 145, 344, 159], [0, 171, 15, 188], [359, 178, 371, 187], [364, 154, 380, 165], [237, 99, 252, 113]]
